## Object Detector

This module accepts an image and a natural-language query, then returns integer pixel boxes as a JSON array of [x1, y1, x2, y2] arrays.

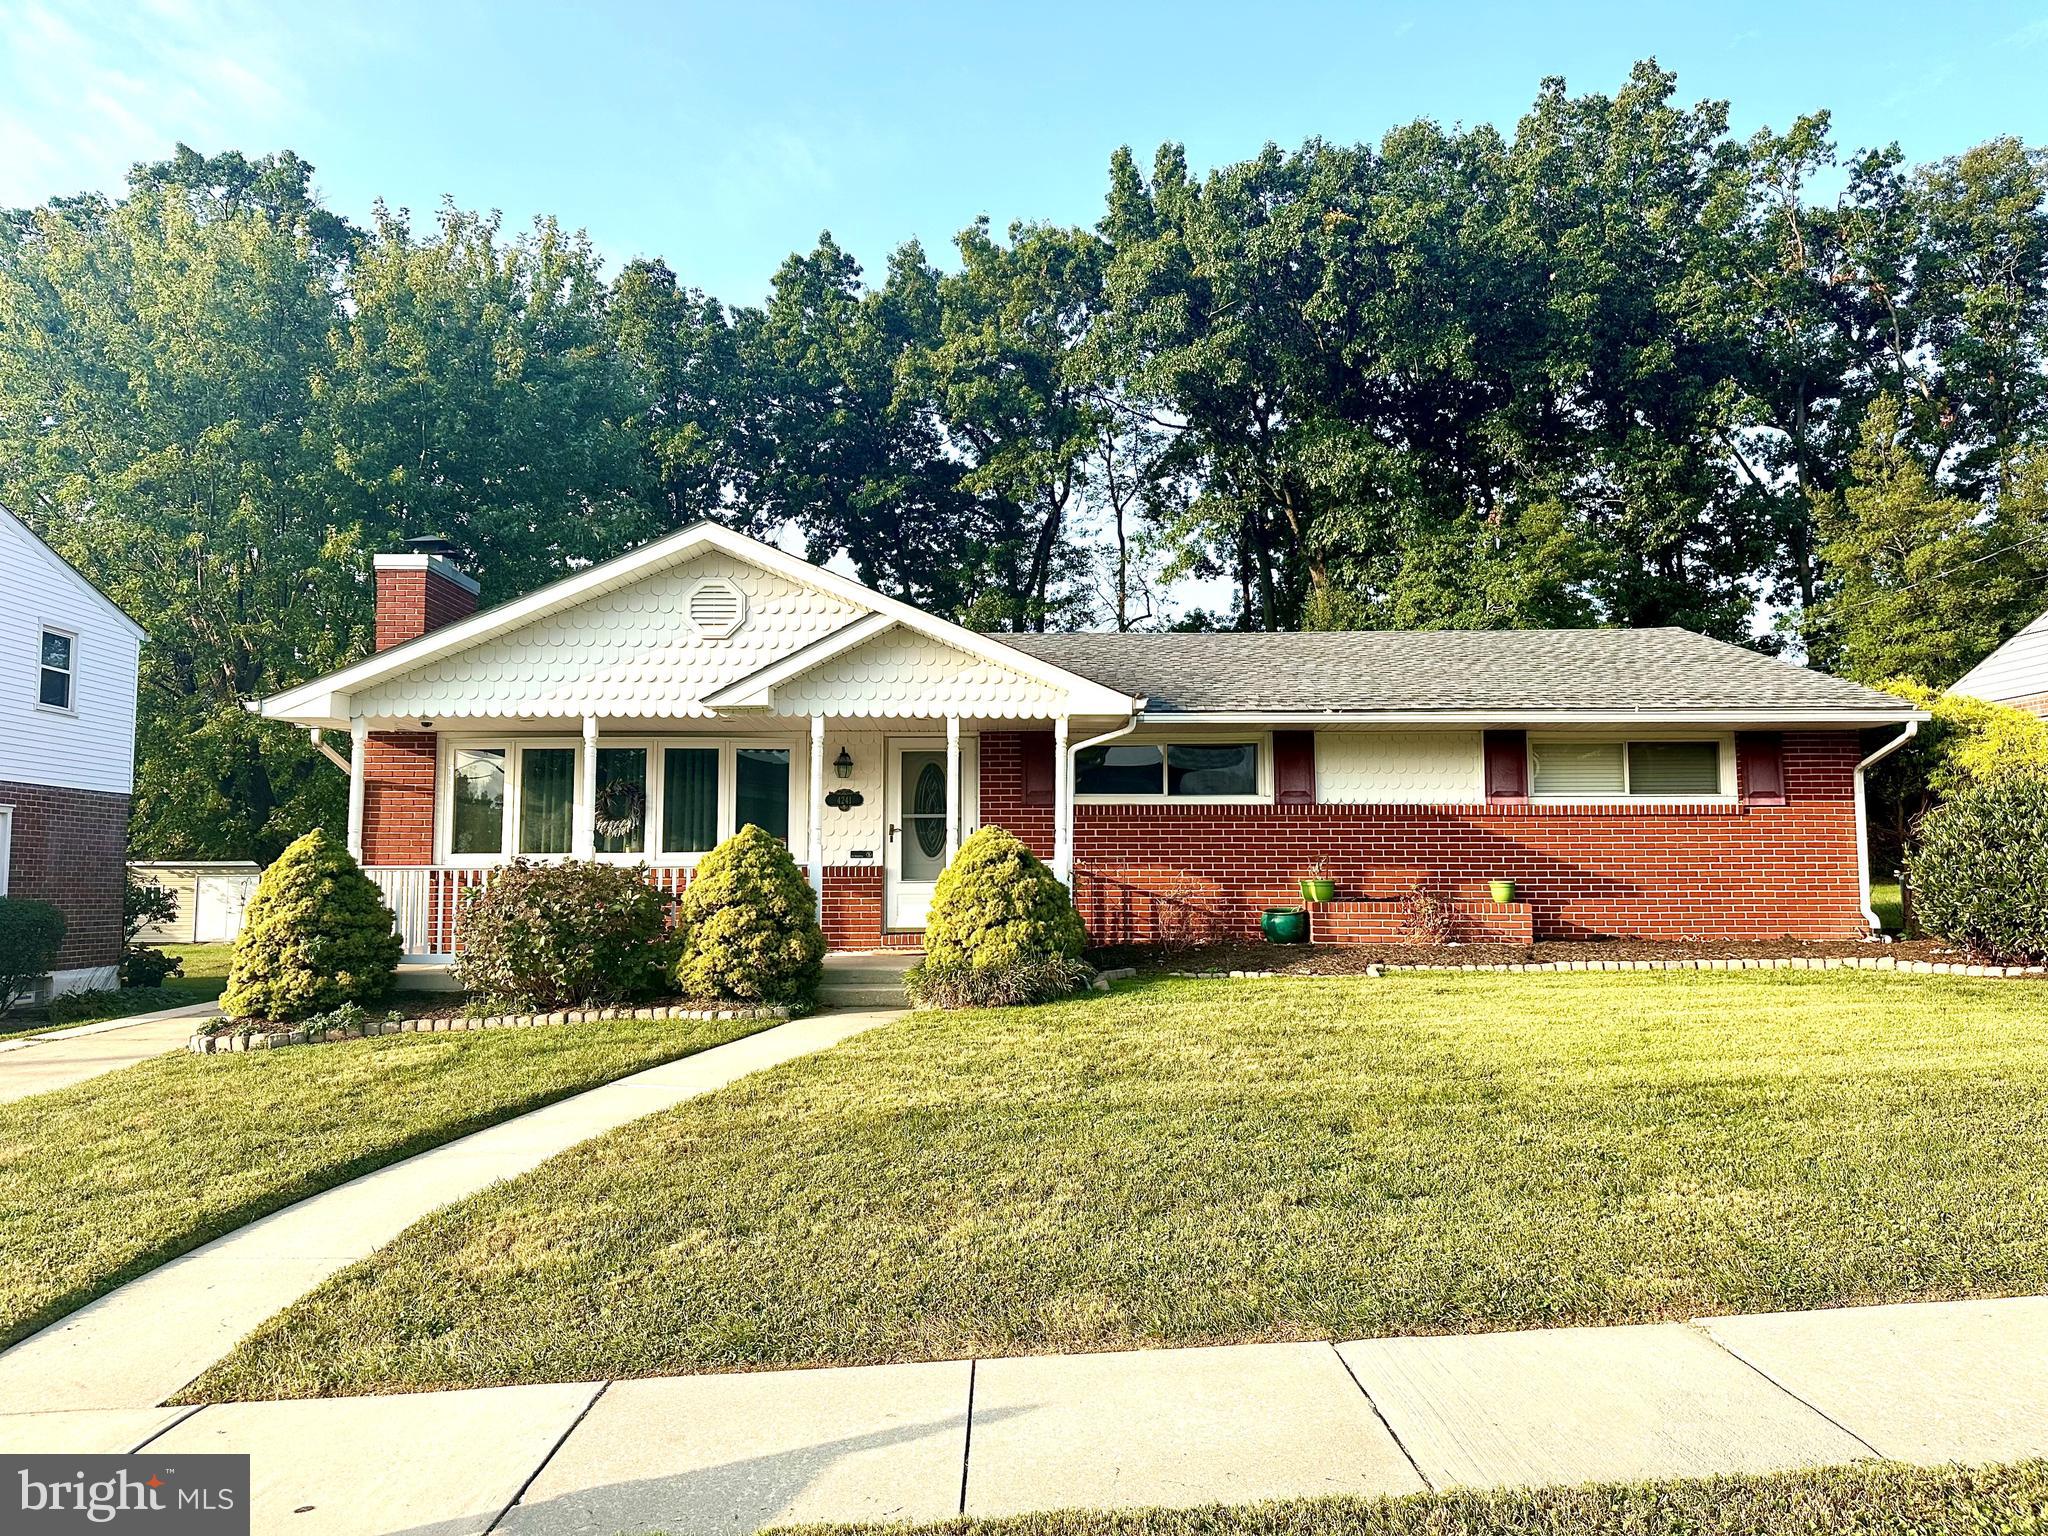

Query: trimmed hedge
[[1908, 773, 2048, 964], [676, 825, 825, 1009], [222, 830, 401, 1022], [454, 859, 677, 1010], [0, 898, 65, 1011], [907, 825, 1087, 1009]]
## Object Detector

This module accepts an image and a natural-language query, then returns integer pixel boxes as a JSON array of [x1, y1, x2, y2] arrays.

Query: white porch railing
[[367, 865, 696, 962]]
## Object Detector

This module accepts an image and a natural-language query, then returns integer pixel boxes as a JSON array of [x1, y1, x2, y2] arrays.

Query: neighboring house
[[0, 505, 143, 997], [258, 524, 1924, 958], [1948, 609, 2048, 717], [128, 860, 262, 944]]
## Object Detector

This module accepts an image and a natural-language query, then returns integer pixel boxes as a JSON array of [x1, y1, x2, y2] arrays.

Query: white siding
[[773, 628, 1068, 718], [353, 552, 867, 721], [0, 509, 140, 795], [1316, 730, 1482, 803], [1951, 610, 2048, 709]]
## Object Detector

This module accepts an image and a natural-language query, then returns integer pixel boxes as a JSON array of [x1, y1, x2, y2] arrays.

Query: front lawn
[[191, 970, 2048, 1400], [0, 1013, 775, 1350]]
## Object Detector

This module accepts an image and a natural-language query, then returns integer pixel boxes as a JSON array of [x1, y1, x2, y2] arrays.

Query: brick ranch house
[[0, 504, 143, 998], [258, 523, 1925, 957]]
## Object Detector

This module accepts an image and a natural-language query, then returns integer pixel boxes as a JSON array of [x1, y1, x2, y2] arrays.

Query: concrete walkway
[[0, 1007, 902, 1412], [0, 1295, 2041, 1536], [0, 1000, 221, 1104]]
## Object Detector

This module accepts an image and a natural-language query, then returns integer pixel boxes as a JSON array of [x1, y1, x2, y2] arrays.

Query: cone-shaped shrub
[[915, 824, 1086, 974], [222, 829, 401, 1021], [676, 824, 825, 1008], [1907, 773, 2048, 963]]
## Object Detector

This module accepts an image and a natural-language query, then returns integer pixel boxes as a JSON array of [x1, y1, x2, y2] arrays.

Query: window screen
[[1628, 741, 1721, 795], [1530, 741, 1625, 795]]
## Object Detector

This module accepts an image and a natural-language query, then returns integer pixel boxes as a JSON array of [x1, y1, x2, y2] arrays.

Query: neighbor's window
[[450, 748, 506, 855], [735, 747, 790, 840], [38, 628, 74, 711], [1075, 741, 1259, 797], [661, 747, 719, 854], [517, 747, 576, 855], [594, 747, 648, 855], [1531, 739, 1723, 797]]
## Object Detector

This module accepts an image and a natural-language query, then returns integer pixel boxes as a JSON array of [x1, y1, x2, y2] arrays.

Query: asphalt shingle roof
[[994, 627, 1915, 717]]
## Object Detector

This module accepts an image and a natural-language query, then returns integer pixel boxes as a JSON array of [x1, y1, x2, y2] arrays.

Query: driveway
[[0, 1004, 218, 1104]]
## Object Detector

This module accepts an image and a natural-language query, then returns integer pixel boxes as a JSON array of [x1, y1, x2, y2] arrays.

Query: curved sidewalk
[[0, 1006, 901, 1412]]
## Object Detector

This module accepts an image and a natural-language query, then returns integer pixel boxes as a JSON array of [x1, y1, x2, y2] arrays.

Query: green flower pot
[[1489, 879, 1517, 904], [1300, 877, 1336, 904], [1261, 906, 1309, 944]]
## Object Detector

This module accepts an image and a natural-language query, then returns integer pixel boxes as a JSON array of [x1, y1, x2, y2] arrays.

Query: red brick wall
[[819, 864, 916, 949], [979, 730, 1870, 944], [978, 731, 1056, 859], [374, 566, 478, 651], [361, 732, 437, 865], [2, 778, 127, 970], [1309, 899, 1534, 944]]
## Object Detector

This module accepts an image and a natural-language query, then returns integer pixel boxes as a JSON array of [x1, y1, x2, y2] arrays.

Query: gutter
[[1854, 721, 1920, 934]]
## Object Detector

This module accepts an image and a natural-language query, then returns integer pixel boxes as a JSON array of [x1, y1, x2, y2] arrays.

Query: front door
[[886, 739, 949, 930]]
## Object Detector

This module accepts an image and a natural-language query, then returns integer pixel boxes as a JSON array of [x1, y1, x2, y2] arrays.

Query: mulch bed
[[1089, 936, 1987, 976]]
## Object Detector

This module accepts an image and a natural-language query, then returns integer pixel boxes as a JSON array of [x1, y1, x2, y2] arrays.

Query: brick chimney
[[372, 536, 480, 651]]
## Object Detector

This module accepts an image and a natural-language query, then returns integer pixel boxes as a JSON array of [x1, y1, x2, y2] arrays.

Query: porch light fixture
[[833, 746, 854, 780]]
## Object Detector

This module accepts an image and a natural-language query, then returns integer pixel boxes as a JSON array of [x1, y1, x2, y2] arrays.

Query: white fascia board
[[260, 521, 1138, 725], [1143, 707, 1932, 727], [701, 612, 897, 708]]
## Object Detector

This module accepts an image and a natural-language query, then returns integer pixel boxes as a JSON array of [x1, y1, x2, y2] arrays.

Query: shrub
[[121, 874, 184, 987], [122, 945, 183, 988], [675, 824, 824, 1009], [454, 859, 677, 1010], [904, 955, 1093, 1009], [1398, 884, 1457, 945], [221, 830, 402, 1022], [1907, 774, 2048, 964], [45, 985, 185, 1025], [0, 898, 65, 1012], [918, 825, 1085, 973]]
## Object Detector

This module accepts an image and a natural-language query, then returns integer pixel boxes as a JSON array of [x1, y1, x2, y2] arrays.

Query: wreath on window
[[593, 777, 646, 840]]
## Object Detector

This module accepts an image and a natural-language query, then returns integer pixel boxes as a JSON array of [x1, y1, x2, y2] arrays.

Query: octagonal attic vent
[[686, 576, 747, 638]]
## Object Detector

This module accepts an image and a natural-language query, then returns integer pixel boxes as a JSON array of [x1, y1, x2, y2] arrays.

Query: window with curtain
[[1530, 741, 1626, 795], [594, 747, 648, 854], [518, 747, 576, 854], [661, 747, 719, 854], [735, 747, 790, 840], [451, 748, 506, 855], [1627, 741, 1721, 795]]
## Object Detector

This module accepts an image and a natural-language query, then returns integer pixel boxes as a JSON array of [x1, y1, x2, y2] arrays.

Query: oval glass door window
[[900, 752, 948, 880]]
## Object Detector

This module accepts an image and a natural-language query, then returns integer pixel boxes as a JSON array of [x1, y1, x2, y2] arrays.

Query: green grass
[[0, 1013, 776, 1350], [0, 944, 237, 1038], [191, 971, 2048, 1400], [772, 1460, 2048, 1536], [158, 942, 236, 1004], [1869, 881, 1907, 935]]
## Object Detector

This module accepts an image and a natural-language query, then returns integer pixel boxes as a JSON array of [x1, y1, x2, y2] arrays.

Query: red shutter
[[1483, 730, 1528, 801], [1021, 731, 1055, 808], [1737, 732, 1787, 806], [1274, 731, 1316, 804]]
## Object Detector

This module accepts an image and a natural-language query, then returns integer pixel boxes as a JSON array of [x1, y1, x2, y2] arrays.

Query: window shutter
[[1021, 731, 1056, 808], [1484, 730, 1528, 801], [1737, 732, 1787, 806], [1273, 731, 1316, 804]]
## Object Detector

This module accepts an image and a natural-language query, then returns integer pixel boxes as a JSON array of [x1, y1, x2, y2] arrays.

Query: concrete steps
[[818, 951, 919, 1009]]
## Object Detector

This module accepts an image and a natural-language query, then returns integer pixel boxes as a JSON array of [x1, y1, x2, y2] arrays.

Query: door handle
[[886, 823, 898, 842]]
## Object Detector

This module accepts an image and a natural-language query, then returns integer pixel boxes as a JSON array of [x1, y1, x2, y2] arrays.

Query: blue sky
[[4, 0, 2046, 306]]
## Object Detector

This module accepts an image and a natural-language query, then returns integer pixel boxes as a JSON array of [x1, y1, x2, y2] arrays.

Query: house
[[0, 505, 143, 998], [257, 523, 1924, 958], [128, 860, 262, 944], [1949, 609, 2048, 718]]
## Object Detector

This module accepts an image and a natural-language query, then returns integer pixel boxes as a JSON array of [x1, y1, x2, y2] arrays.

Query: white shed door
[[193, 874, 258, 943]]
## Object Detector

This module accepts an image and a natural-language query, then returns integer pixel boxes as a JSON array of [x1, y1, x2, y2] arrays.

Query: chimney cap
[[403, 533, 464, 561]]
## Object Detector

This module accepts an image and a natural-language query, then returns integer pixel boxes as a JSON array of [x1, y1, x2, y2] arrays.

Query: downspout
[[308, 727, 352, 774], [1854, 721, 1919, 935], [1062, 703, 1147, 892]]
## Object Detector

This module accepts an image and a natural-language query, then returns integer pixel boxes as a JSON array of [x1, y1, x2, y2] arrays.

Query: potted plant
[[1261, 906, 1309, 944], [1299, 861, 1336, 905], [1489, 878, 1516, 904]]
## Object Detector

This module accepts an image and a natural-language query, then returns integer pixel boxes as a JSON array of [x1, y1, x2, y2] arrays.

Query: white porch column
[[809, 715, 826, 926], [346, 716, 368, 863], [945, 715, 961, 865], [574, 715, 598, 858], [1052, 715, 1071, 887]]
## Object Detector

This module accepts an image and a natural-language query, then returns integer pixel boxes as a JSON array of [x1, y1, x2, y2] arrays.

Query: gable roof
[[1949, 609, 2048, 708], [0, 504, 146, 642], [997, 628, 1921, 723]]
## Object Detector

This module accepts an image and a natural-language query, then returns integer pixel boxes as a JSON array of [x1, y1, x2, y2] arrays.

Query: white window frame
[[0, 805, 12, 895], [36, 624, 77, 716], [1072, 733, 1272, 805], [1526, 733, 1736, 803], [434, 734, 805, 868]]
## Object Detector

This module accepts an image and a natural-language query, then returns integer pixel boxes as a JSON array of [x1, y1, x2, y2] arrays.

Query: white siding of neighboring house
[[772, 628, 1071, 718], [1315, 730, 1484, 803], [1950, 610, 2048, 712], [0, 509, 140, 796]]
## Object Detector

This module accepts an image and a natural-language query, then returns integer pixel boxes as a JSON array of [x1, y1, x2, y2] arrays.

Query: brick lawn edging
[[1167, 956, 2048, 980], [189, 1001, 789, 1054]]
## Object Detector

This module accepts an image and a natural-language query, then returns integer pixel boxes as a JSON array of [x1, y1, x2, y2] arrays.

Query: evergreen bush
[[1907, 774, 2048, 964], [0, 898, 65, 1012], [221, 830, 401, 1022], [906, 825, 1087, 1008], [454, 859, 677, 1010], [675, 824, 824, 1008]]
